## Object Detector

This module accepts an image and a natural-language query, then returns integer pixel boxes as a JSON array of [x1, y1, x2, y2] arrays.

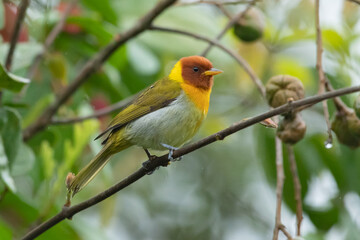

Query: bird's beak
[[203, 68, 223, 76]]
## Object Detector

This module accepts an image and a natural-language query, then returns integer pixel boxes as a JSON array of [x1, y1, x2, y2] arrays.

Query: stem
[[5, 0, 30, 71], [287, 144, 303, 236]]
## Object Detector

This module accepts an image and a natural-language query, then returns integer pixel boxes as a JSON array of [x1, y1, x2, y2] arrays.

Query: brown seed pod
[[277, 114, 306, 144], [331, 110, 360, 148], [266, 75, 305, 109], [233, 7, 265, 42]]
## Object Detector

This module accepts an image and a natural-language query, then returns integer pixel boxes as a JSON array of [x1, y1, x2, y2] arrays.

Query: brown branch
[[150, 25, 266, 97], [287, 144, 303, 237], [315, 0, 333, 145], [215, 3, 233, 19], [272, 135, 289, 240], [22, 84, 360, 240], [22, 0, 177, 141], [51, 94, 135, 125], [5, 0, 30, 71], [200, 0, 258, 56], [27, 0, 78, 79]]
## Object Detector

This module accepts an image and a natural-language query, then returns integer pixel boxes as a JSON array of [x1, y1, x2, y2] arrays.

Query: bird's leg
[[142, 148, 159, 175], [161, 143, 182, 162]]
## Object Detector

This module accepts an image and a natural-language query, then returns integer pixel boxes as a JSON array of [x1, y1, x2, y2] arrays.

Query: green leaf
[[81, 0, 118, 25], [0, 64, 30, 92], [66, 16, 114, 45], [23, 94, 54, 128], [11, 143, 35, 176], [40, 141, 56, 180], [0, 136, 16, 192], [0, 221, 12, 240], [52, 120, 99, 195], [0, 108, 22, 165]]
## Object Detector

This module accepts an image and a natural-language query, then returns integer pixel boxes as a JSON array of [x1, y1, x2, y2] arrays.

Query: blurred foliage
[[0, 0, 360, 239]]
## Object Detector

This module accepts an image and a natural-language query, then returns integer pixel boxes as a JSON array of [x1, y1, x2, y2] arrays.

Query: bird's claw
[[161, 143, 182, 162]]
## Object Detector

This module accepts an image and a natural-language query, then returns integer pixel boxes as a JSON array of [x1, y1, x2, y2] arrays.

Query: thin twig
[[51, 94, 135, 125], [325, 80, 352, 113], [279, 225, 293, 240], [22, 84, 360, 240], [5, 0, 30, 70], [315, 0, 333, 145], [22, 0, 177, 141], [287, 145, 303, 237], [272, 134, 288, 240], [150, 25, 266, 97], [27, 0, 78, 79], [176, 0, 254, 6], [200, 0, 258, 56], [215, 3, 233, 19]]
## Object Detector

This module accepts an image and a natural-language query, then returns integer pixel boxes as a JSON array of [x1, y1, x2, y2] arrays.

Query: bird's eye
[[193, 67, 199, 72]]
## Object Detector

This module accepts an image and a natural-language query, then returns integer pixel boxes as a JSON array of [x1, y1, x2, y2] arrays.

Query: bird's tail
[[69, 138, 131, 196]]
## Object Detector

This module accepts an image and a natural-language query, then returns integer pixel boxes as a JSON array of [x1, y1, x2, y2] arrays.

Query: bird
[[68, 56, 223, 195]]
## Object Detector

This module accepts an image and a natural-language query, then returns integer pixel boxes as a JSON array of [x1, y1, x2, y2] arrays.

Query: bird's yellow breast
[[169, 60, 211, 115], [181, 83, 211, 115]]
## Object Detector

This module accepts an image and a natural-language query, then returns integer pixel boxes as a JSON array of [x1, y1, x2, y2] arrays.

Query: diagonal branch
[[5, 0, 30, 70], [22, 0, 177, 141], [22, 84, 360, 240], [27, 0, 79, 79]]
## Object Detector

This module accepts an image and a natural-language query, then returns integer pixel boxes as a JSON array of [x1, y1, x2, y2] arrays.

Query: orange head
[[180, 56, 222, 90], [169, 56, 223, 90]]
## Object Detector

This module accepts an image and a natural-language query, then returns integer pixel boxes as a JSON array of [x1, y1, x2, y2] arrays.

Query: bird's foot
[[161, 143, 182, 162]]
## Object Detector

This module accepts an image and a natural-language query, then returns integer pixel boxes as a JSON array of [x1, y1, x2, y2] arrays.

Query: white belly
[[123, 92, 205, 150]]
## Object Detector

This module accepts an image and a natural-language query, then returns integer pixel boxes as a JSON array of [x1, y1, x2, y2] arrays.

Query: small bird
[[69, 56, 222, 195]]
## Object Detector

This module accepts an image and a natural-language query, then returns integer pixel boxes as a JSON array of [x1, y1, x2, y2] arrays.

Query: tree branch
[[22, 0, 177, 141], [27, 0, 79, 79], [5, 0, 30, 71], [22, 84, 360, 240], [149, 25, 266, 97], [315, 0, 333, 146], [272, 135, 289, 240], [287, 144, 303, 237]]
